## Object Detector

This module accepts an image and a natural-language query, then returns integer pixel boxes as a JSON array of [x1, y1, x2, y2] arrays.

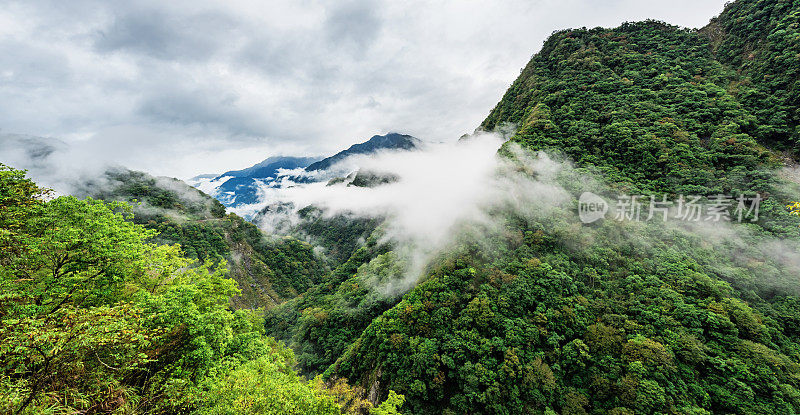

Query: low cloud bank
[[250, 132, 575, 293], [251, 133, 800, 298], [1, 133, 117, 195], [6, 130, 800, 299]]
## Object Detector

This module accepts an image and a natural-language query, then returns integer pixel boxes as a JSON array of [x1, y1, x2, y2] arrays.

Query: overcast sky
[[1, 0, 727, 178]]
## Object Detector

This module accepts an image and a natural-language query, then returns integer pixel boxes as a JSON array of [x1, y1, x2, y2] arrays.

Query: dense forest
[[3, 0, 800, 413], [268, 0, 800, 413], [78, 168, 331, 308], [0, 165, 405, 414]]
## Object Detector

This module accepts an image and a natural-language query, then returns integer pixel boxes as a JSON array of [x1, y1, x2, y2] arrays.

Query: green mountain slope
[[79, 168, 328, 308], [0, 165, 405, 414], [264, 230, 397, 374], [482, 20, 774, 196], [704, 0, 800, 151], [272, 1, 800, 414], [329, 210, 800, 414], [254, 203, 383, 269]]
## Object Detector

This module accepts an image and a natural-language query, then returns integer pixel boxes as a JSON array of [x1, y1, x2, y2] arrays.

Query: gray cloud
[[94, 9, 237, 61], [0, 0, 729, 178], [0, 40, 72, 87], [324, 0, 382, 56], [136, 86, 267, 136], [237, 35, 313, 79]]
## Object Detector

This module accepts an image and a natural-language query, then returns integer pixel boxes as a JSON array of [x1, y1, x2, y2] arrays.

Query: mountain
[[254, 203, 384, 268], [305, 133, 421, 172], [190, 156, 321, 209], [703, 0, 800, 152], [0, 134, 70, 188], [481, 19, 775, 196], [249, 169, 398, 268], [217, 156, 322, 179], [0, 136, 329, 309], [261, 1, 800, 414], [0, 133, 68, 165], [245, 134, 418, 268], [80, 168, 330, 308], [190, 134, 420, 212]]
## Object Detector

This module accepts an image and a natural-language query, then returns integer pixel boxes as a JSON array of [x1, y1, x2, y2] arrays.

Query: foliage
[[293, 205, 382, 267], [83, 167, 329, 308], [705, 0, 800, 151], [0, 166, 403, 414], [789, 201, 800, 217], [270, 2, 800, 414], [483, 20, 777, 196], [329, 211, 800, 414], [264, 233, 398, 374]]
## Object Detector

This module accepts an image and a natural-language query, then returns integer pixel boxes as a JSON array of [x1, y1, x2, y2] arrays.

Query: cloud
[[0, 133, 117, 194], [93, 9, 236, 61], [247, 134, 800, 298], [136, 86, 269, 136], [324, 0, 383, 56], [1, 0, 729, 178], [249, 133, 574, 293]]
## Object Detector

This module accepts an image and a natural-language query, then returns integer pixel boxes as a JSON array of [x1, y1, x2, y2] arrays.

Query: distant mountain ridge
[[190, 132, 422, 212], [216, 156, 322, 180], [205, 156, 322, 208], [305, 133, 421, 171]]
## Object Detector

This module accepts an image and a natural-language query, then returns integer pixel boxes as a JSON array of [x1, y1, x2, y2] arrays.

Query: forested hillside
[[3, 0, 800, 414], [0, 165, 404, 414], [705, 0, 800, 151], [260, 0, 800, 414], [482, 20, 773, 196], [78, 168, 329, 308]]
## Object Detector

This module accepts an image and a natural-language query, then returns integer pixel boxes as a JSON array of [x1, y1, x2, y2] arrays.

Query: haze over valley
[[4, 0, 800, 414]]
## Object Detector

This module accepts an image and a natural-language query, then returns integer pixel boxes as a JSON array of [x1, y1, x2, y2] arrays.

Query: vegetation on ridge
[[0, 165, 404, 414]]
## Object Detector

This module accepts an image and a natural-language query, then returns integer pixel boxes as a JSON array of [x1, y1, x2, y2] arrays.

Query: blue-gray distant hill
[[216, 156, 322, 180], [193, 133, 421, 210], [211, 156, 322, 207], [305, 133, 421, 171]]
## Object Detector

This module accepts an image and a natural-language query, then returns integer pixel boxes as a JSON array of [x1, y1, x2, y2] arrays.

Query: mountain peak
[[305, 133, 421, 172], [216, 155, 322, 180]]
